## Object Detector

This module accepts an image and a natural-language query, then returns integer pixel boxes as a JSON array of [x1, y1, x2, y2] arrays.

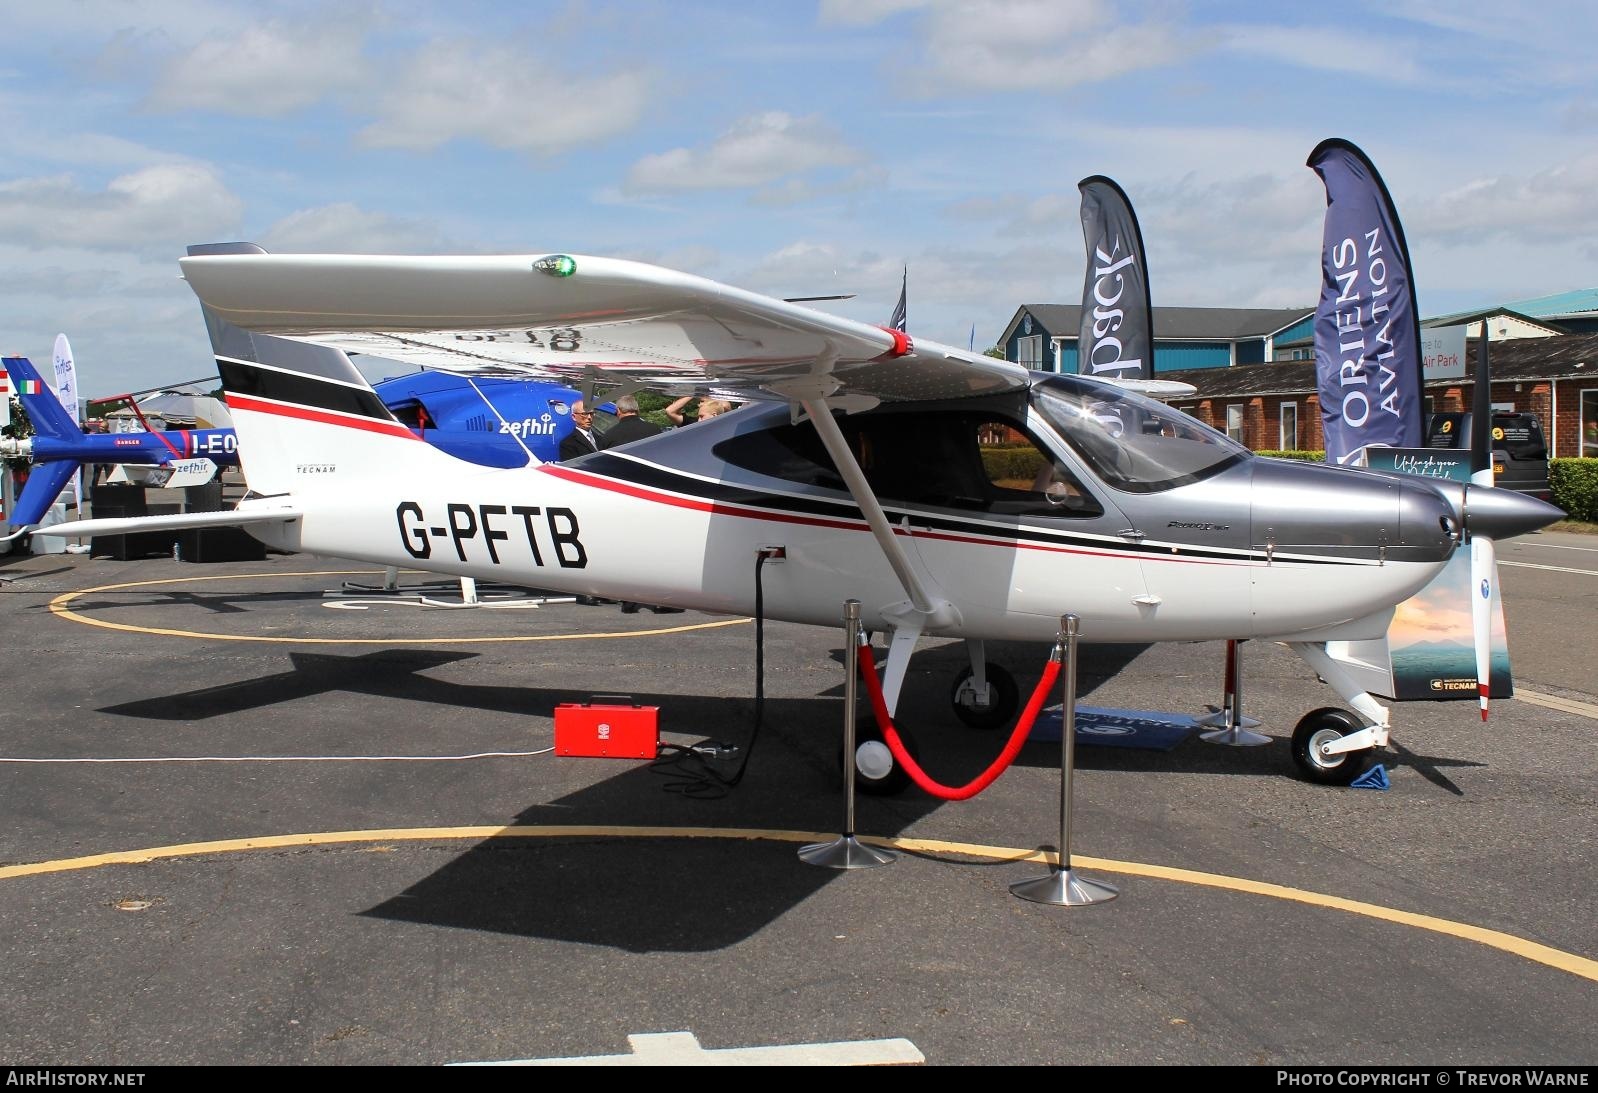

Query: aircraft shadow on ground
[[97, 644, 1480, 950], [47, 589, 338, 616]]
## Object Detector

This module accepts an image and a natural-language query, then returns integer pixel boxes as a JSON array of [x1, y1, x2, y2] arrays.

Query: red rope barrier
[[855, 644, 1060, 800]]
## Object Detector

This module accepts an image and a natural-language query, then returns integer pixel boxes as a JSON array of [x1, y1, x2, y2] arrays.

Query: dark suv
[[1425, 411, 1551, 502]]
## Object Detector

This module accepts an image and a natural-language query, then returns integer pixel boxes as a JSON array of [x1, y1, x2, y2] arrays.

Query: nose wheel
[[1290, 707, 1374, 786]]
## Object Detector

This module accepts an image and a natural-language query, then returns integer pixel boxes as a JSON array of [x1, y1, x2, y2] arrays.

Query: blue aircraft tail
[[10, 460, 78, 527], [3, 356, 81, 442], [3, 356, 87, 527]]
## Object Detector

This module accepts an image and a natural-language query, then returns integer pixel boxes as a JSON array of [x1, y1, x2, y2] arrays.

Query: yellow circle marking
[[47, 570, 749, 645], [3, 825, 1593, 984]]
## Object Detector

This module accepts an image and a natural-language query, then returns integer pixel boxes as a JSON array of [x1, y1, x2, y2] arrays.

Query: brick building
[[1160, 332, 1598, 458]]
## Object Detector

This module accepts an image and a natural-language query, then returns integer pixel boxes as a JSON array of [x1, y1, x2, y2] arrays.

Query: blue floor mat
[[1030, 705, 1200, 751]]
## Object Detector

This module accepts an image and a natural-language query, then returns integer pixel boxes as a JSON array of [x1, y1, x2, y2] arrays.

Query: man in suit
[[600, 394, 661, 449], [556, 400, 609, 607], [558, 400, 600, 461]]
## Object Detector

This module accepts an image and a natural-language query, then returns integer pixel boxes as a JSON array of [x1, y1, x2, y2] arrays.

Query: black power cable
[[649, 548, 775, 798]]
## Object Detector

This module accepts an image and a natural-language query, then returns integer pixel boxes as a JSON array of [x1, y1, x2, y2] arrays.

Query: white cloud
[[357, 43, 651, 154], [945, 192, 1080, 237], [626, 113, 863, 193], [1403, 154, 1598, 246], [731, 240, 1063, 350], [749, 165, 890, 207], [0, 243, 214, 394], [1219, 25, 1427, 84], [884, 0, 1200, 93], [259, 203, 454, 254], [145, 20, 367, 116], [7, 1, 248, 43], [0, 164, 243, 251]]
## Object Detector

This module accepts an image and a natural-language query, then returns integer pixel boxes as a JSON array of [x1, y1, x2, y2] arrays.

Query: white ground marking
[[455, 1031, 925, 1067]]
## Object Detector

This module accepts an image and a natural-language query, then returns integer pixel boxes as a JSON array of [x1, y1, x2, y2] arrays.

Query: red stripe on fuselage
[[228, 393, 420, 439]]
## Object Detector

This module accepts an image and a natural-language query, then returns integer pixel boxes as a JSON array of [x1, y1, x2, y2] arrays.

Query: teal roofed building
[[999, 304, 1315, 375], [1503, 288, 1598, 333]]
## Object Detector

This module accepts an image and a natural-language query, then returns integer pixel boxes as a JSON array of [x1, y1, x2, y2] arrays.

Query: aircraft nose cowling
[[1395, 478, 1462, 561], [1464, 484, 1566, 541]]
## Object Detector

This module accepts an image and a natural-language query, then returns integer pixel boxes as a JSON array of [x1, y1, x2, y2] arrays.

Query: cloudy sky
[[2, 0, 1595, 396]]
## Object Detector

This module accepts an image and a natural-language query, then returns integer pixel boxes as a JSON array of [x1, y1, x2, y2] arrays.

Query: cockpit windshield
[[1032, 374, 1249, 493]]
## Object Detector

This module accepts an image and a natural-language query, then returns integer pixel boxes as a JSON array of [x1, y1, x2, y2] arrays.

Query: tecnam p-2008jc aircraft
[[44, 244, 1561, 787]]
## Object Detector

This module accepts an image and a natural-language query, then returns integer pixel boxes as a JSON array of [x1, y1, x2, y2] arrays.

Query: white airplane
[[43, 244, 1562, 789]]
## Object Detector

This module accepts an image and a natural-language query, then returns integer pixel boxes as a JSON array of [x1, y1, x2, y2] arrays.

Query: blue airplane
[[2, 353, 611, 528]]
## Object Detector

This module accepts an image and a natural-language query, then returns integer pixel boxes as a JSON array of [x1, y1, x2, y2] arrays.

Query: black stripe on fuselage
[[217, 358, 394, 421], [575, 453, 1357, 566]]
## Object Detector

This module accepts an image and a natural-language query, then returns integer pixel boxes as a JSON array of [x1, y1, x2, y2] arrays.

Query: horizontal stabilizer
[[32, 506, 300, 539]]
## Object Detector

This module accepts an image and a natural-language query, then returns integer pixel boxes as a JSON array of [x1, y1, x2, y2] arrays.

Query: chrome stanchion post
[[1199, 638, 1269, 746], [800, 599, 896, 869], [1011, 614, 1116, 906]]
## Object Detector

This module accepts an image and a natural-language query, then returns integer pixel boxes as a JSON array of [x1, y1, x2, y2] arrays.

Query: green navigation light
[[534, 255, 578, 277]]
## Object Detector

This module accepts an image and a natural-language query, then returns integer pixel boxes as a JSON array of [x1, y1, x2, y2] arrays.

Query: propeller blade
[[1470, 531, 1495, 721]]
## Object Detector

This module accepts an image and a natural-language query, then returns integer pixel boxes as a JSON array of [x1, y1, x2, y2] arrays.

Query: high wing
[[179, 249, 1028, 406]]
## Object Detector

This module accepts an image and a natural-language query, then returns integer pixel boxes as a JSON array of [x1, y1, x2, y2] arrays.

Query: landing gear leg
[[950, 638, 1019, 730], [1286, 642, 1391, 785]]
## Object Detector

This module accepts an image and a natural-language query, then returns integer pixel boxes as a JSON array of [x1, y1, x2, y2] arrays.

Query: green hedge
[[1256, 449, 1325, 462], [980, 445, 1047, 481], [1551, 458, 1598, 522]]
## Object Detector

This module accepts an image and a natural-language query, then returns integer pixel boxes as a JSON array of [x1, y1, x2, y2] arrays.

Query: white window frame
[[1279, 401, 1298, 450], [1582, 388, 1598, 458], [1016, 334, 1042, 369], [1226, 404, 1244, 443]]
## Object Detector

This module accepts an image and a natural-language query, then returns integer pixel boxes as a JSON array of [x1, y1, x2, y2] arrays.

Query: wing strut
[[792, 386, 959, 712]]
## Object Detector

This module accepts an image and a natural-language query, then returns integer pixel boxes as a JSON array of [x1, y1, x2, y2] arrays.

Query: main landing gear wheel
[[950, 662, 1019, 731], [842, 720, 919, 797], [1290, 707, 1373, 786]]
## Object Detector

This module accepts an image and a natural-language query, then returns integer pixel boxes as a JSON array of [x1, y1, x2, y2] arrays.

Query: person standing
[[558, 400, 600, 461], [599, 395, 660, 448]]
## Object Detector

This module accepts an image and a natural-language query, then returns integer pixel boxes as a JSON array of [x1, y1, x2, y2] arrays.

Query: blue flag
[[1308, 139, 1426, 463]]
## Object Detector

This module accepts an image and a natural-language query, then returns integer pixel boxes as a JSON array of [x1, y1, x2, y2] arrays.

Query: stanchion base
[[1195, 710, 1264, 729], [1010, 867, 1118, 906], [798, 835, 897, 870], [1198, 726, 1273, 746]]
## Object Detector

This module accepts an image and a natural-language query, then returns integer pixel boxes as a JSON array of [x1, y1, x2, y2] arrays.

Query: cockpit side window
[[713, 410, 1104, 519], [1032, 374, 1248, 493]]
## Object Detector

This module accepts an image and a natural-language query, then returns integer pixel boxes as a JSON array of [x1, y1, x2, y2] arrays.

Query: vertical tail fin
[[2, 356, 81, 442], [198, 308, 439, 496]]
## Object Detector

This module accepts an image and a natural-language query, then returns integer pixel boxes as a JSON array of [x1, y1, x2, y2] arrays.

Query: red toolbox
[[554, 699, 659, 759]]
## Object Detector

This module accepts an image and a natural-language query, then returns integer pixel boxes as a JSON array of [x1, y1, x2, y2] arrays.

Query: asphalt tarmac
[[0, 533, 1592, 1066]]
